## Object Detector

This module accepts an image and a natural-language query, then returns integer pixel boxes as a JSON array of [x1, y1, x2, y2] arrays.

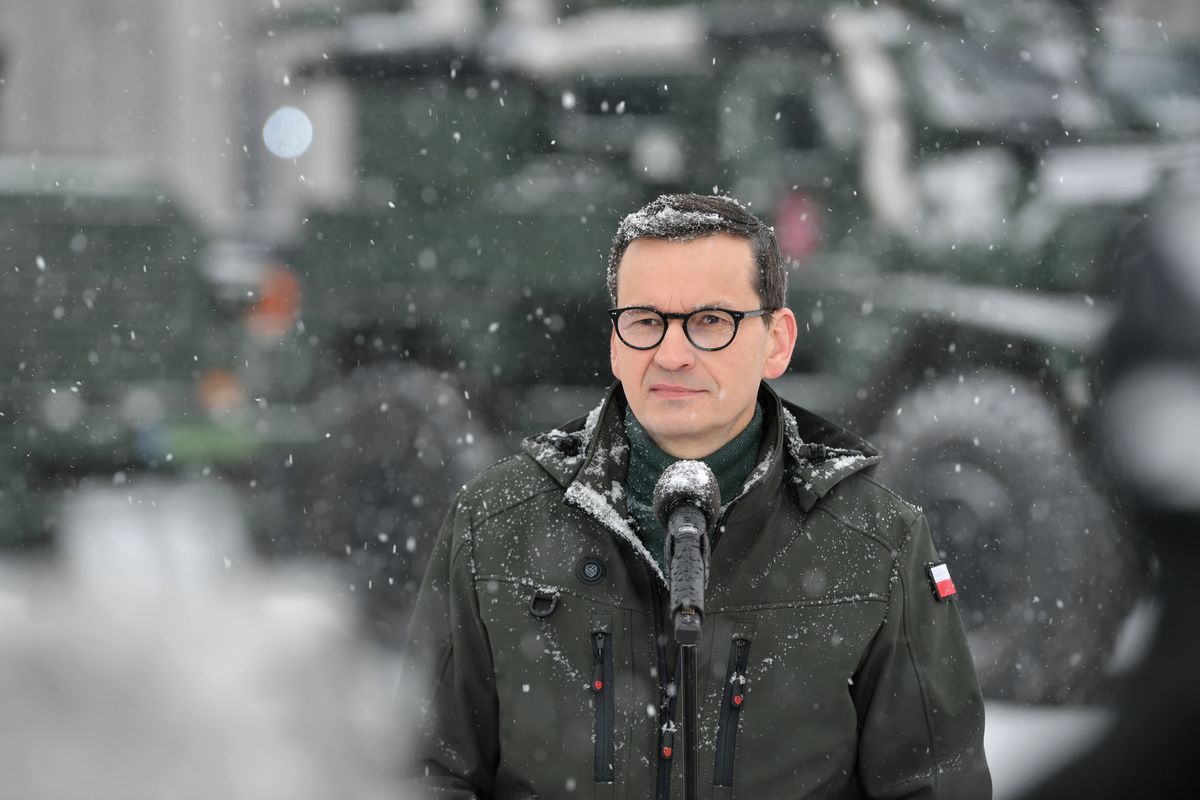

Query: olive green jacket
[[403, 383, 991, 799]]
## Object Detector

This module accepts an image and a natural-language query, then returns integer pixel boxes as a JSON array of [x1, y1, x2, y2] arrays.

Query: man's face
[[610, 233, 797, 459]]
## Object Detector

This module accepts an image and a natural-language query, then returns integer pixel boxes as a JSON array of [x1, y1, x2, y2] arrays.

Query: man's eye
[[632, 316, 662, 327], [696, 314, 723, 326]]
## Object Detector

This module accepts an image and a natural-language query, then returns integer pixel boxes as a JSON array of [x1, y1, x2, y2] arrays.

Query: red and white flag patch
[[926, 562, 957, 601]]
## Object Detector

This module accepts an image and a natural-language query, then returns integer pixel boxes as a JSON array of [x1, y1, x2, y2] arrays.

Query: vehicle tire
[[871, 370, 1139, 703], [295, 363, 499, 646]]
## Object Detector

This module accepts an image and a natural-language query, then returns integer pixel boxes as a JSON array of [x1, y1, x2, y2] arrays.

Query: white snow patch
[[738, 449, 775, 498], [780, 407, 807, 464], [565, 482, 665, 586], [617, 206, 724, 242], [656, 460, 718, 505], [581, 398, 605, 444], [525, 435, 579, 466], [808, 453, 868, 480]]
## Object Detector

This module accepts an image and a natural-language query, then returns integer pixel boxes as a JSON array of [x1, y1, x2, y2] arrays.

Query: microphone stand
[[666, 508, 708, 800], [654, 460, 719, 800], [680, 611, 700, 800]]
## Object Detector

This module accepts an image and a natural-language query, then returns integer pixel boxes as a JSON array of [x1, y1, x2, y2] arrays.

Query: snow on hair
[[605, 193, 785, 308]]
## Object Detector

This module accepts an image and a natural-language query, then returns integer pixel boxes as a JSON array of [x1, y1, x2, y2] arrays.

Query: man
[[403, 194, 991, 798]]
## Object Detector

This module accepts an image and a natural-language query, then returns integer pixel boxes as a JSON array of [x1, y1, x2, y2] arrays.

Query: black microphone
[[653, 461, 721, 645]]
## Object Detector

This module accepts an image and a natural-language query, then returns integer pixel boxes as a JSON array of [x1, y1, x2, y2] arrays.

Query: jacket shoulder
[[454, 452, 563, 525], [814, 468, 924, 550]]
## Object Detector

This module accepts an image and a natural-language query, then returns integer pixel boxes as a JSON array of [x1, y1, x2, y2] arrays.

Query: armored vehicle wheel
[[297, 363, 499, 645], [871, 371, 1139, 703]]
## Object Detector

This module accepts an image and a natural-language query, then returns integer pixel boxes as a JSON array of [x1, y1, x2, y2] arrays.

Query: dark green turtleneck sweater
[[624, 404, 764, 565]]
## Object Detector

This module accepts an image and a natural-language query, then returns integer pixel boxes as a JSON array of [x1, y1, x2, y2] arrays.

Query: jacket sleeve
[[852, 513, 992, 799], [399, 495, 498, 799]]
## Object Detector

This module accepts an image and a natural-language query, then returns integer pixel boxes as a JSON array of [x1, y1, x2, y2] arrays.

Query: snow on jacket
[[402, 382, 991, 799]]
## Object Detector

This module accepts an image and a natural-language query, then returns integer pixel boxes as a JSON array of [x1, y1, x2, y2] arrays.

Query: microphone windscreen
[[652, 460, 721, 532]]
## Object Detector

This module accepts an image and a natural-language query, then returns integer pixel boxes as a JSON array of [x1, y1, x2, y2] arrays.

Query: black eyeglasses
[[608, 306, 772, 351]]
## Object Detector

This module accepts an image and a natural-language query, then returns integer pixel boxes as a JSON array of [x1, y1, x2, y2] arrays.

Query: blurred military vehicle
[[251, 0, 1197, 696], [0, 158, 272, 553]]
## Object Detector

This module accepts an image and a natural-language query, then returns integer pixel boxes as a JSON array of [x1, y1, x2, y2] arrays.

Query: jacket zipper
[[591, 630, 615, 782], [713, 637, 751, 787], [650, 581, 676, 800]]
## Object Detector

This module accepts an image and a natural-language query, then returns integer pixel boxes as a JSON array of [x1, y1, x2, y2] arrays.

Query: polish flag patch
[[926, 562, 957, 601]]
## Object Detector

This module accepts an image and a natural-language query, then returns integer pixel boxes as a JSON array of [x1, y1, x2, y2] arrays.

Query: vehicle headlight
[[119, 387, 166, 429], [42, 388, 85, 433]]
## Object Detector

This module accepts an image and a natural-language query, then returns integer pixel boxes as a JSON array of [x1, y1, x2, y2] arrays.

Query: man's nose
[[652, 318, 695, 370]]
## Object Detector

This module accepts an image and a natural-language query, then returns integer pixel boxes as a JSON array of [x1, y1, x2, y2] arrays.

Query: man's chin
[[638, 412, 706, 441]]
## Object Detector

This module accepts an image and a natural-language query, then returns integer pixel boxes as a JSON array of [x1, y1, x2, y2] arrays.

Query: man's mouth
[[650, 384, 705, 400]]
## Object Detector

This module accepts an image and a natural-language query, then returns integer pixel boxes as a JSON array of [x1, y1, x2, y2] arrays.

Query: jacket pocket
[[713, 636, 751, 788], [591, 629, 615, 783]]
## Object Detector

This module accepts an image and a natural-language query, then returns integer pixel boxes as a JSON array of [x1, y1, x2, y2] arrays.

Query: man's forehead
[[622, 231, 750, 255], [617, 234, 757, 294]]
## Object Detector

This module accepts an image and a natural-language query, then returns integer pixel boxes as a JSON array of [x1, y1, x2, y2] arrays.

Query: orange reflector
[[247, 263, 302, 336], [198, 370, 242, 414]]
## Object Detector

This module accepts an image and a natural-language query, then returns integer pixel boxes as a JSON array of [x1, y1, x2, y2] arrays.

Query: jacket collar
[[521, 382, 881, 585], [776, 392, 883, 511]]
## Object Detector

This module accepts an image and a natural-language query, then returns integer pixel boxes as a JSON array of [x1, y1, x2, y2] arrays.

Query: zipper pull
[[730, 638, 749, 709], [659, 723, 675, 760], [730, 673, 747, 709], [592, 632, 606, 693]]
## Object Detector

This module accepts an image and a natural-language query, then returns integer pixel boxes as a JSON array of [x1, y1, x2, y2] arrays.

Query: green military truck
[[256, 0, 1192, 698], [0, 159, 271, 552]]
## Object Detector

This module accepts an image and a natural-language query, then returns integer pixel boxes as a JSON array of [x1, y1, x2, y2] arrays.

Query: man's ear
[[610, 328, 622, 381], [763, 308, 798, 380]]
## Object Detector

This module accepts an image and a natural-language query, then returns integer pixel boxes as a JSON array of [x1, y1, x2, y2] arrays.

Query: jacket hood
[[521, 382, 881, 584]]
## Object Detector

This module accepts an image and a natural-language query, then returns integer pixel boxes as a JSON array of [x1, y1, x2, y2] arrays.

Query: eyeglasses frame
[[608, 306, 774, 352]]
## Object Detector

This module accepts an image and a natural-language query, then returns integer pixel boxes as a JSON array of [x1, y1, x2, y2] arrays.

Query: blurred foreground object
[[1017, 169, 1200, 796], [0, 476, 406, 800]]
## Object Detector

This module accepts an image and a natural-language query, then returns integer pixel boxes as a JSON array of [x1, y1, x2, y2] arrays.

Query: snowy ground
[[984, 597, 1158, 798], [984, 700, 1112, 799]]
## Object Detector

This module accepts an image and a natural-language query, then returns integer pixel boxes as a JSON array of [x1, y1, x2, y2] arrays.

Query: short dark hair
[[606, 193, 786, 309]]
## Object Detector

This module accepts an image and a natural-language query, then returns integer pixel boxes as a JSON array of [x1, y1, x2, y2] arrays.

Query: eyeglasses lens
[[616, 309, 737, 350]]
